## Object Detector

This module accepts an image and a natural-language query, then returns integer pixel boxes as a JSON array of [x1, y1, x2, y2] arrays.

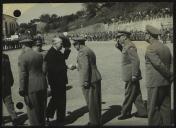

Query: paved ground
[[2, 41, 174, 126]]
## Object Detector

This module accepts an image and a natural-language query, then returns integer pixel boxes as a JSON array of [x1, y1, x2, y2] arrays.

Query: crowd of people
[[3, 7, 173, 51], [2, 31, 45, 50], [2, 26, 172, 51], [105, 8, 172, 25], [69, 29, 172, 42]]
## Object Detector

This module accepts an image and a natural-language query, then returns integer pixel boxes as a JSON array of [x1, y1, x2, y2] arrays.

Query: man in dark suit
[[2, 53, 20, 125], [70, 37, 102, 126], [145, 25, 173, 126], [18, 39, 47, 125], [44, 36, 71, 124], [115, 31, 147, 120]]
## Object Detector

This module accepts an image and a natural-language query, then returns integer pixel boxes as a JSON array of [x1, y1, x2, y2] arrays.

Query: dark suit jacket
[[2, 54, 14, 97], [44, 47, 71, 86], [18, 48, 47, 94]]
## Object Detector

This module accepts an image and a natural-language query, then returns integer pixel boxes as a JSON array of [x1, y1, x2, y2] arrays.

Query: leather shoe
[[118, 114, 132, 120], [134, 113, 148, 118], [45, 118, 50, 126], [12, 117, 22, 126]]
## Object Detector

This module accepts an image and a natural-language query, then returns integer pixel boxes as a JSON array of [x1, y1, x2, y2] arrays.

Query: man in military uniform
[[34, 40, 45, 53], [115, 31, 147, 120], [18, 39, 47, 125], [70, 37, 102, 126], [145, 25, 173, 126]]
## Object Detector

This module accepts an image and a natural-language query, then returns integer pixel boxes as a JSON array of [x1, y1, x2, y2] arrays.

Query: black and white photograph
[[1, 2, 174, 127]]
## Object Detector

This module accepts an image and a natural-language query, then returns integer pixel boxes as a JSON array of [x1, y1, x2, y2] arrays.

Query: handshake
[[67, 64, 77, 70]]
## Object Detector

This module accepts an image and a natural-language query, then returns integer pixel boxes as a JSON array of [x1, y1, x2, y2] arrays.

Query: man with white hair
[[63, 32, 68, 37], [44, 36, 71, 125]]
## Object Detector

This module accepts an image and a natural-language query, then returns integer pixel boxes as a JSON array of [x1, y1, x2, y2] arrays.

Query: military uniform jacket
[[77, 46, 102, 86], [145, 39, 172, 87], [121, 39, 142, 82], [18, 48, 47, 94]]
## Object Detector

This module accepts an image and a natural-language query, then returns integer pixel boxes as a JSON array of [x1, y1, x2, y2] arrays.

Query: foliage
[[19, 2, 172, 33]]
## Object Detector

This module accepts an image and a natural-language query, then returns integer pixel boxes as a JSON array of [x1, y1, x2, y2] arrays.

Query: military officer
[[34, 40, 46, 53], [145, 25, 173, 126], [18, 39, 47, 125], [115, 31, 147, 120], [70, 37, 102, 126]]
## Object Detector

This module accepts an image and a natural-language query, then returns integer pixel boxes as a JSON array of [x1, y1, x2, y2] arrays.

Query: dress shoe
[[118, 114, 132, 120], [45, 118, 50, 126], [134, 113, 148, 118], [12, 117, 22, 126], [56, 119, 65, 125]]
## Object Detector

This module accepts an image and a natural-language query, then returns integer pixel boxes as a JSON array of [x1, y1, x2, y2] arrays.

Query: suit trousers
[[82, 80, 101, 125], [3, 95, 17, 120], [147, 86, 171, 126], [121, 81, 147, 115], [26, 89, 47, 126], [46, 84, 66, 122]]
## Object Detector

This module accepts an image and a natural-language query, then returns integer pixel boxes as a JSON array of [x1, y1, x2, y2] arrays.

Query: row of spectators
[[104, 8, 172, 25], [2, 31, 45, 51], [69, 29, 172, 42]]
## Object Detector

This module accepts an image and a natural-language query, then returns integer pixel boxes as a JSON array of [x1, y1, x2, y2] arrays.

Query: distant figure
[[44, 36, 71, 124], [34, 40, 45, 53], [2, 53, 20, 125], [26, 31, 33, 39], [161, 30, 168, 44], [18, 39, 47, 125], [35, 31, 45, 44], [145, 25, 173, 126], [115, 31, 147, 120], [70, 37, 102, 126]]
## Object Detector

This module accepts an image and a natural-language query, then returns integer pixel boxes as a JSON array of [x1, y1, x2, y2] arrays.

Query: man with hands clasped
[[69, 37, 102, 126], [115, 31, 147, 120]]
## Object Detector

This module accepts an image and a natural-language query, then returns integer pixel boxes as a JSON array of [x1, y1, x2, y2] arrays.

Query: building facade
[[3, 14, 18, 38]]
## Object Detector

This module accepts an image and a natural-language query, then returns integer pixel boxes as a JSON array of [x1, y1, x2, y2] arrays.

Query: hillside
[[18, 2, 173, 33], [66, 2, 173, 31]]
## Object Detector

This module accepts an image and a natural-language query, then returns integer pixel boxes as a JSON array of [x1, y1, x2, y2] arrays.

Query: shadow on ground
[[102, 105, 122, 124], [2, 112, 28, 125], [49, 106, 88, 126], [49, 101, 106, 126]]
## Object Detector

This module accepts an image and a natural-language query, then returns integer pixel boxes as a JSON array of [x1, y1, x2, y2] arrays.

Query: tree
[[83, 3, 100, 18], [39, 14, 51, 23], [44, 24, 50, 33], [50, 14, 58, 22], [19, 23, 28, 28], [76, 10, 85, 17]]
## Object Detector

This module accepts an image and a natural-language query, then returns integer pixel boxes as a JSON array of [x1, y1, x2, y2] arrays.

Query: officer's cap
[[72, 37, 86, 45], [145, 25, 161, 35], [116, 31, 131, 38]]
